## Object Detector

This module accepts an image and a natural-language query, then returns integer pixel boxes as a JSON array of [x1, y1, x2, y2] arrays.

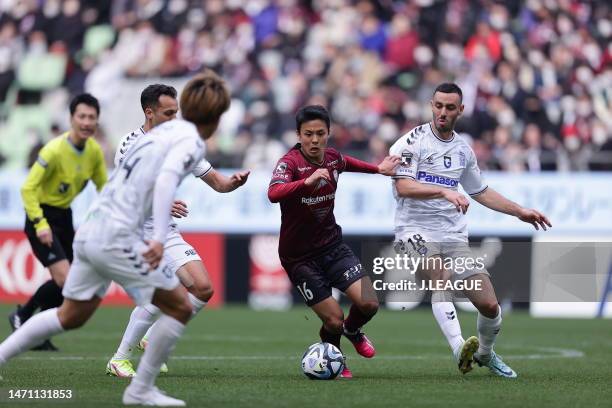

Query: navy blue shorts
[[282, 243, 365, 306]]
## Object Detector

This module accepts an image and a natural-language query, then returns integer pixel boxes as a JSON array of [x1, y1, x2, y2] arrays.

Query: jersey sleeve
[[460, 148, 488, 196], [20, 143, 56, 232], [269, 156, 295, 186], [192, 158, 213, 178], [92, 144, 108, 192], [389, 133, 420, 179]]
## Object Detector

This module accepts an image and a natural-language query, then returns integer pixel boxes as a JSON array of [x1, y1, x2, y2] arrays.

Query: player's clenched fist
[[442, 189, 470, 214], [304, 168, 331, 186]]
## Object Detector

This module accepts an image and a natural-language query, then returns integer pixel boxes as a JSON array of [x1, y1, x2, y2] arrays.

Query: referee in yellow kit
[[9, 93, 108, 351]]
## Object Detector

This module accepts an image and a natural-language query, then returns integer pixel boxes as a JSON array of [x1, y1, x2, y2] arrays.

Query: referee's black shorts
[[24, 205, 74, 266]]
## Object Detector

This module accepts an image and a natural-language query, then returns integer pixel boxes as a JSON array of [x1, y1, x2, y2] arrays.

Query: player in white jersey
[[389, 83, 551, 379], [106, 84, 249, 378], [0, 71, 233, 406]]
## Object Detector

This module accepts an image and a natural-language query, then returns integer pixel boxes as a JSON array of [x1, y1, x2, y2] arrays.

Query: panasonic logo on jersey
[[417, 171, 459, 187]]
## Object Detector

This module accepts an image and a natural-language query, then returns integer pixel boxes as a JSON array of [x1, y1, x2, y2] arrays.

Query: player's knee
[[58, 308, 87, 330], [54, 274, 66, 287], [479, 301, 500, 318], [323, 314, 344, 334], [359, 299, 379, 317], [49, 264, 68, 287], [192, 282, 214, 302]]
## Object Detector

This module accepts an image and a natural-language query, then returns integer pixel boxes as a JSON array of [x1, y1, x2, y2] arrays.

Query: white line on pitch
[[14, 347, 583, 361]]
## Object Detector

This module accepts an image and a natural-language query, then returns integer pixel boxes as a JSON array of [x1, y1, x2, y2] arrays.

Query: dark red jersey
[[268, 144, 378, 263]]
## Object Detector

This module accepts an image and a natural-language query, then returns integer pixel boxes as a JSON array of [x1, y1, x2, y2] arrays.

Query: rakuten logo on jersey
[[302, 193, 335, 205], [417, 171, 459, 187], [0, 232, 49, 300]]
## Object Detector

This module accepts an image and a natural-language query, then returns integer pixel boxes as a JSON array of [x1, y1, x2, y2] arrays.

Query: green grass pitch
[[0, 305, 610, 407]]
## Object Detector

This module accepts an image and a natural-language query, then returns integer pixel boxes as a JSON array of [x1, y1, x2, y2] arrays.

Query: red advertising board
[[248, 235, 292, 309], [0, 231, 225, 307], [182, 232, 225, 308]]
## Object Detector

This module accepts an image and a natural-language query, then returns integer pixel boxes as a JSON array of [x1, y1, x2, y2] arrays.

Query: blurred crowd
[[0, 0, 610, 171]]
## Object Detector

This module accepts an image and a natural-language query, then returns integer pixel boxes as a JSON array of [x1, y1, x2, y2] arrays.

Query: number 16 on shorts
[[296, 282, 314, 301]]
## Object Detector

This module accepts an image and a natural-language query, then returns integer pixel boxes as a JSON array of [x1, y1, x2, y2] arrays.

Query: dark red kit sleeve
[[343, 155, 378, 174]]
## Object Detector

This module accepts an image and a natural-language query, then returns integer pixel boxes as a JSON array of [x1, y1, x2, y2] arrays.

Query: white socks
[[477, 306, 502, 356], [130, 315, 185, 391], [0, 308, 64, 364], [113, 304, 160, 360], [139, 293, 206, 345], [431, 292, 464, 353], [187, 292, 206, 315]]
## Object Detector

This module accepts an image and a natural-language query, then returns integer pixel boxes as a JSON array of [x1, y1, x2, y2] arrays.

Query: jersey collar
[[65, 133, 86, 154], [429, 122, 455, 143]]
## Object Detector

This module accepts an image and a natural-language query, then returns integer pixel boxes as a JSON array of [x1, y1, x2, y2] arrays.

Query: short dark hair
[[140, 84, 177, 111], [295, 105, 330, 132], [69, 93, 100, 116], [433, 83, 463, 102]]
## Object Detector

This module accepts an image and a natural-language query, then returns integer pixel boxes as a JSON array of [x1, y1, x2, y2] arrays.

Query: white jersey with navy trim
[[112, 124, 213, 238], [79, 119, 207, 245], [114, 126, 146, 168], [389, 123, 487, 236], [114, 126, 213, 178]]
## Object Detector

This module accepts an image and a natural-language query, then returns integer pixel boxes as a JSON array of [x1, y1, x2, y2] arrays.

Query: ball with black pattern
[[301, 342, 345, 380]]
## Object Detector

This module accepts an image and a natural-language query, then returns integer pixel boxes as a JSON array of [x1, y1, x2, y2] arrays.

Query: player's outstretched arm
[[395, 178, 470, 213], [201, 169, 251, 193], [376, 155, 401, 175], [343, 155, 400, 175], [472, 187, 552, 230]]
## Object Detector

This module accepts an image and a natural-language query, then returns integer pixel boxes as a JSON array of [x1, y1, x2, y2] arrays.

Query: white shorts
[[63, 239, 181, 306], [162, 230, 202, 275], [394, 229, 489, 280]]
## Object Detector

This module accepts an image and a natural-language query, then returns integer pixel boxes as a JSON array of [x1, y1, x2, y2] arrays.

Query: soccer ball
[[301, 342, 345, 380]]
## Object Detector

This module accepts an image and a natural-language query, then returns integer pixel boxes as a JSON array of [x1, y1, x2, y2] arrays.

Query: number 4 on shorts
[[296, 282, 313, 301]]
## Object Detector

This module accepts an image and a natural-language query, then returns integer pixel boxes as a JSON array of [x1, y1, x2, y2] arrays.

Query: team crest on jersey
[[332, 169, 339, 182], [459, 151, 466, 167], [444, 155, 452, 168], [183, 154, 195, 170], [58, 182, 70, 194], [401, 150, 413, 166], [276, 162, 288, 173]]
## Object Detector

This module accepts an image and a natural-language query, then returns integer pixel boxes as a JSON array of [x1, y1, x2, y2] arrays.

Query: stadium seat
[[0, 105, 51, 169], [84, 25, 116, 57], [17, 54, 67, 91]]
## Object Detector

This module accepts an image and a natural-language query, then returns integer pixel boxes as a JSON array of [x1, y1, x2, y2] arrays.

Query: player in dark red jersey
[[268, 105, 399, 378]]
